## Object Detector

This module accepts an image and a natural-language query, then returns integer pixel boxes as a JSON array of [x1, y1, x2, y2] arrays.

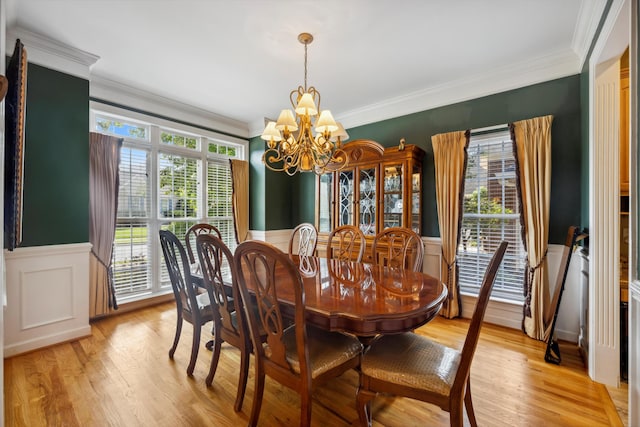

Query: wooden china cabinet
[[315, 139, 425, 261]]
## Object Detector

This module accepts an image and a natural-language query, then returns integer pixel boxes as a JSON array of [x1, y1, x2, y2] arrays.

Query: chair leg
[[356, 386, 376, 427], [169, 315, 182, 359], [300, 386, 312, 427], [248, 364, 265, 427], [449, 396, 464, 427], [187, 323, 201, 376], [206, 333, 223, 387], [464, 379, 478, 427], [234, 345, 250, 412]]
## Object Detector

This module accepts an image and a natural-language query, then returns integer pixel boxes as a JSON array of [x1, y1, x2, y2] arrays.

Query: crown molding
[[90, 75, 249, 138], [572, 0, 609, 69], [332, 48, 581, 132], [249, 48, 581, 137], [249, 118, 269, 139], [7, 26, 99, 80]]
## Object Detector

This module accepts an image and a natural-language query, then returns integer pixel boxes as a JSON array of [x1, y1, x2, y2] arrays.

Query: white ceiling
[[6, 0, 606, 137]]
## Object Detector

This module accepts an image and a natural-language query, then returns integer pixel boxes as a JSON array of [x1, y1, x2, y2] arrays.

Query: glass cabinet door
[[359, 167, 377, 235], [383, 164, 403, 229], [318, 173, 333, 233], [411, 165, 421, 233], [338, 169, 354, 227]]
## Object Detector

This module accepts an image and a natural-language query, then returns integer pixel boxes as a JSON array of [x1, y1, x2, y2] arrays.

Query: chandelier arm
[[290, 86, 305, 110], [307, 86, 321, 112], [264, 148, 302, 175]]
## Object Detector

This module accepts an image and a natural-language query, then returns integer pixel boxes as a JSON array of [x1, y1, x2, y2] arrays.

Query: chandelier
[[261, 32, 348, 175]]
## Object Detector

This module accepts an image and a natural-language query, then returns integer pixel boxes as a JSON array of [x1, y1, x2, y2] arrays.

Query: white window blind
[[458, 129, 526, 302], [112, 147, 151, 297]]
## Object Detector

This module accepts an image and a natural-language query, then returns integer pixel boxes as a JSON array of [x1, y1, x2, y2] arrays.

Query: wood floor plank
[[4, 302, 623, 426]]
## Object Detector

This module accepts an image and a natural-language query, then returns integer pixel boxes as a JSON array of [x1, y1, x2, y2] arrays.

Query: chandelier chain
[[304, 42, 308, 91]]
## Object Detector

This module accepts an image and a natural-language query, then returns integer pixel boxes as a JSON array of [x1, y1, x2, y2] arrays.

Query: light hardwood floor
[[4, 302, 623, 426], [606, 382, 629, 427]]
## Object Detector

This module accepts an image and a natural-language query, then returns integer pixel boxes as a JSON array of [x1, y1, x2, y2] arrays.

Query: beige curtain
[[432, 130, 469, 318], [230, 159, 249, 243], [89, 132, 123, 319], [511, 115, 553, 340]]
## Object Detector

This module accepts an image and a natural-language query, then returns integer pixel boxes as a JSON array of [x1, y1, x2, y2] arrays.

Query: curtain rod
[[470, 123, 509, 136], [471, 123, 508, 134]]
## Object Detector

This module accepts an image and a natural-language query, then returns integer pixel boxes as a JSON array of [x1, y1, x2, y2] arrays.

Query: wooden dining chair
[[288, 222, 318, 256], [234, 240, 363, 427], [372, 227, 424, 272], [185, 223, 222, 264], [159, 230, 215, 376], [196, 233, 265, 411], [356, 241, 508, 427], [327, 225, 366, 263]]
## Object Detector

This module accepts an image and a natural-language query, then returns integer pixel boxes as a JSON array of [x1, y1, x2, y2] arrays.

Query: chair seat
[[280, 326, 363, 378], [196, 292, 211, 310], [361, 333, 461, 397]]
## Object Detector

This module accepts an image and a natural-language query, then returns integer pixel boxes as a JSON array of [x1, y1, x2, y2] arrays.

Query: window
[[112, 147, 151, 298], [458, 128, 526, 302], [92, 106, 246, 303]]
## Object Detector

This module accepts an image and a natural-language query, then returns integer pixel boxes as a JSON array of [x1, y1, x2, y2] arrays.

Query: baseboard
[[4, 325, 92, 358], [94, 292, 175, 320]]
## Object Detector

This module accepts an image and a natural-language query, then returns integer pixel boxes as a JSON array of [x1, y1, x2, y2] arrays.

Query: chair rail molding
[[3, 243, 92, 357]]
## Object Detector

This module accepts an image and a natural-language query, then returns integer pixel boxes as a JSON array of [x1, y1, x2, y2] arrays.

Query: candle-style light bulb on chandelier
[[261, 32, 348, 175]]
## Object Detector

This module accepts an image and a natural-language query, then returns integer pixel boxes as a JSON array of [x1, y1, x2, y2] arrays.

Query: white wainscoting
[[249, 229, 292, 252], [422, 237, 581, 342], [3, 243, 92, 357]]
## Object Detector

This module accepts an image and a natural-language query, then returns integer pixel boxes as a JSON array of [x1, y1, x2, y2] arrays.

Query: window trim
[[90, 102, 248, 304], [458, 126, 526, 303]]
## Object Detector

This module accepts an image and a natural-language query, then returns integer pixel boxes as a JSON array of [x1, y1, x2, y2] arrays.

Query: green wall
[[21, 63, 89, 246], [19, 63, 584, 246], [249, 136, 297, 231], [251, 75, 582, 243], [347, 76, 581, 244]]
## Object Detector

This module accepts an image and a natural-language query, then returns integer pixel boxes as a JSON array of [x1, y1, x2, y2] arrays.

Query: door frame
[[589, 0, 630, 386]]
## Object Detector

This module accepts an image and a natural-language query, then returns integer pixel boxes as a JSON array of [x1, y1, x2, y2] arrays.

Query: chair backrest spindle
[[288, 223, 318, 257], [185, 223, 222, 264]]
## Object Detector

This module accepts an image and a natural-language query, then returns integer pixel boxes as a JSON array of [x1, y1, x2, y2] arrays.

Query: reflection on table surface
[[266, 255, 448, 337]]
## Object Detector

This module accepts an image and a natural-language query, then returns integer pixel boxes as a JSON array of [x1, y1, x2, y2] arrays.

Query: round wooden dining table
[[275, 255, 448, 340]]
